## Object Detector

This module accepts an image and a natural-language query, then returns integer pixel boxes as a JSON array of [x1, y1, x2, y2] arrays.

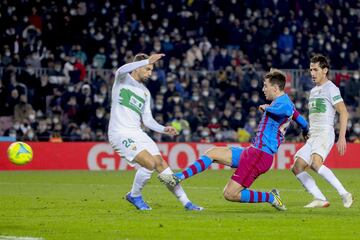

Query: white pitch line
[[0, 236, 44, 240]]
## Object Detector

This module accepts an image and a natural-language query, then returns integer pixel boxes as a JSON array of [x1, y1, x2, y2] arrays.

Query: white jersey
[[308, 80, 343, 134], [108, 59, 165, 137]]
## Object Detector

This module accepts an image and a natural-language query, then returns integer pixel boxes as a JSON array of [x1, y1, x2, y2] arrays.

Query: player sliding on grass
[[108, 53, 203, 211], [292, 54, 353, 208], [158, 69, 309, 211]]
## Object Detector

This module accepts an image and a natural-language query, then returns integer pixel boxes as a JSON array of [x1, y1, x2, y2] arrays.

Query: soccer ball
[[7, 141, 33, 165]]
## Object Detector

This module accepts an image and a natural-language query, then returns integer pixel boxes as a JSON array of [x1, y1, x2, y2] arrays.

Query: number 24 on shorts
[[122, 138, 135, 148]]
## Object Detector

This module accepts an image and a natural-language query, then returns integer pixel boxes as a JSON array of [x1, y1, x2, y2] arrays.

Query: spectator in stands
[[14, 94, 34, 122]]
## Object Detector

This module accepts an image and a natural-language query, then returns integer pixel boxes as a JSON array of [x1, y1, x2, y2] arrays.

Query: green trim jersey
[[108, 60, 164, 136], [308, 80, 343, 134]]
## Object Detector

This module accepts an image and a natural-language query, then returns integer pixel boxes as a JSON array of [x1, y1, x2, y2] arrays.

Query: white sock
[[318, 165, 348, 196], [160, 167, 190, 206], [296, 171, 327, 201], [130, 167, 153, 197]]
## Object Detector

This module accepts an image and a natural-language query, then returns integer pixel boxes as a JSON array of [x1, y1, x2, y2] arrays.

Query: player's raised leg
[[157, 147, 241, 187], [223, 179, 286, 211], [226, 147, 287, 211], [154, 155, 203, 211]]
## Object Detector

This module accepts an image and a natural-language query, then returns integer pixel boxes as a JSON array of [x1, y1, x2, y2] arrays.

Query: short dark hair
[[133, 53, 149, 62], [310, 54, 330, 70], [265, 69, 286, 91]]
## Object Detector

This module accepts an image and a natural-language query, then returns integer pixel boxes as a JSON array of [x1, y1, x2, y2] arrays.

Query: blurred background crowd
[[0, 0, 359, 143]]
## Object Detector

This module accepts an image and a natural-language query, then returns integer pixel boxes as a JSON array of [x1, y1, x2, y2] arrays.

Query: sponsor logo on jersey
[[119, 88, 145, 114], [309, 98, 326, 114]]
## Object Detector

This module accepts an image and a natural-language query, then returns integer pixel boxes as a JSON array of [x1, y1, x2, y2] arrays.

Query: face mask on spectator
[[155, 104, 163, 110], [96, 112, 104, 118], [13, 123, 20, 130], [29, 114, 35, 121], [354, 73, 360, 80], [179, 70, 185, 76], [68, 86, 74, 92], [354, 127, 360, 134], [201, 131, 209, 137], [5, 50, 11, 57], [39, 124, 47, 132], [325, 43, 332, 51], [211, 118, 217, 124], [251, 96, 259, 102], [235, 114, 242, 121], [183, 129, 190, 135], [215, 133, 222, 140], [28, 131, 35, 139], [160, 87, 166, 94], [110, 38, 116, 44], [250, 80, 258, 88], [192, 95, 200, 101], [202, 91, 209, 97], [208, 103, 215, 110], [100, 87, 107, 94], [53, 118, 59, 124], [249, 120, 256, 128], [295, 102, 302, 109], [173, 97, 180, 103], [169, 64, 176, 70]]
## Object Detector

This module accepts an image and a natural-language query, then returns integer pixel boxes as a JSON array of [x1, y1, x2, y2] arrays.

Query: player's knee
[[154, 157, 168, 172], [291, 163, 302, 175], [310, 161, 322, 172], [292, 158, 306, 175], [223, 188, 238, 202], [204, 147, 220, 159]]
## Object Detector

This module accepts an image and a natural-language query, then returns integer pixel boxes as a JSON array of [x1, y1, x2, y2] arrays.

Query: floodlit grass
[[0, 170, 359, 239]]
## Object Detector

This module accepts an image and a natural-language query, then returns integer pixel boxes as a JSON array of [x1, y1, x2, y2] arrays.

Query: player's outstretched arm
[[148, 53, 165, 64], [260, 102, 293, 118], [115, 59, 149, 81]]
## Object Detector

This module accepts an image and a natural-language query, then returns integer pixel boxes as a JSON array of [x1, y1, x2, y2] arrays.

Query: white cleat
[[341, 193, 353, 208], [157, 173, 181, 188], [304, 199, 330, 208]]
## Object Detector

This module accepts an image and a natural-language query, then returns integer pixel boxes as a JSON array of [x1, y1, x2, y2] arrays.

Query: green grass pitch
[[0, 169, 359, 240]]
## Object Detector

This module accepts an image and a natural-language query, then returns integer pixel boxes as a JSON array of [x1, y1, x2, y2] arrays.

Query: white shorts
[[108, 131, 160, 166], [294, 131, 335, 165]]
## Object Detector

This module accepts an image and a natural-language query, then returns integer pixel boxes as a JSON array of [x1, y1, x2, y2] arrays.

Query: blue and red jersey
[[252, 94, 308, 155]]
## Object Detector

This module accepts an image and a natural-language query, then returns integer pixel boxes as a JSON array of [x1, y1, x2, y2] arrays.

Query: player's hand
[[302, 130, 310, 141], [149, 54, 165, 64], [164, 126, 178, 136], [336, 137, 347, 156], [258, 104, 269, 113]]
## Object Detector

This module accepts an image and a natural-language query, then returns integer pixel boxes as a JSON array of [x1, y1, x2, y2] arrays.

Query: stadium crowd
[[0, 0, 359, 143]]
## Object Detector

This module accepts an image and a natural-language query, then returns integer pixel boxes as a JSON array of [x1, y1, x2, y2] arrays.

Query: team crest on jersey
[[131, 144, 137, 151]]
